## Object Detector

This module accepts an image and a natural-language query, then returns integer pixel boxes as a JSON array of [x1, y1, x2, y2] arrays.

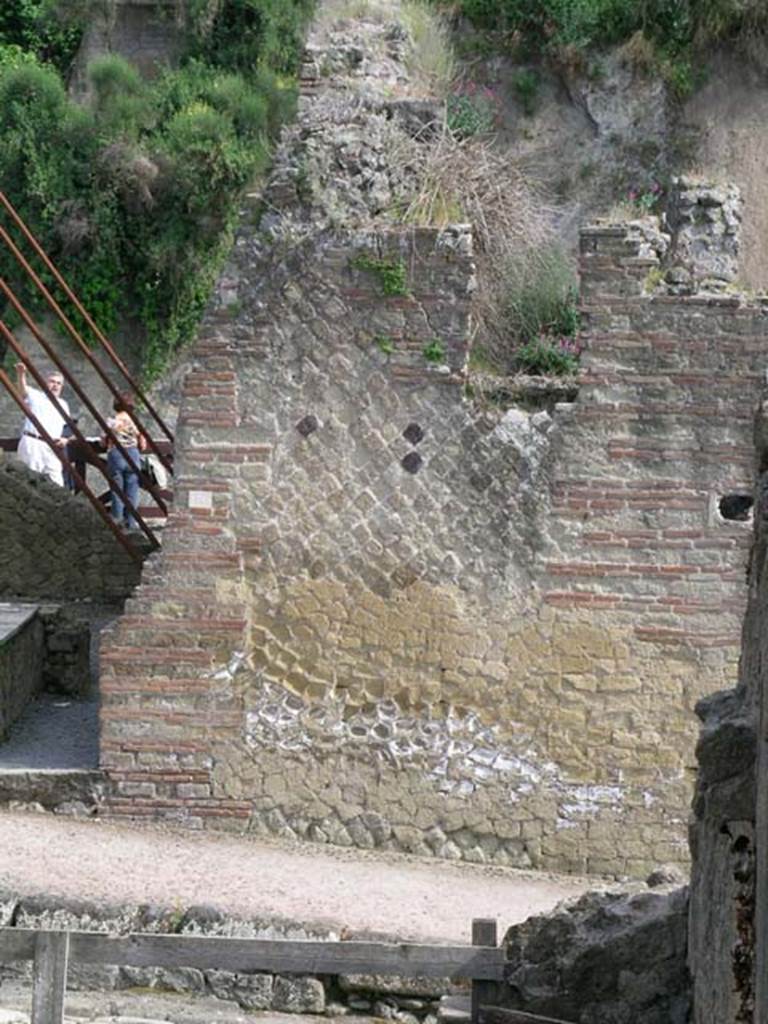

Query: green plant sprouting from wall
[[0, 0, 316, 381], [515, 335, 581, 375], [422, 338, 446, 364], [351, 253, 410, 297], [512, 69, 539, 116], [446, 81, 500, 137]]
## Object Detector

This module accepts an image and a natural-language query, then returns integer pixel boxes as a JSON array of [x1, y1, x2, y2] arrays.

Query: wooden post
[[31, 930, 69, 1024], [471, 918, 498, 1024]]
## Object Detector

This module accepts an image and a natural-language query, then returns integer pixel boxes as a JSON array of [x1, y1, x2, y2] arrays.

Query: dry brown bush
[[97, 142, 159, 212], [388, 124, 557, 372]]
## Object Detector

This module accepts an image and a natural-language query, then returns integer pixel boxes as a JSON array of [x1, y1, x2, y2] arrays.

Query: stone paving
[[0, 693, 98, 770]]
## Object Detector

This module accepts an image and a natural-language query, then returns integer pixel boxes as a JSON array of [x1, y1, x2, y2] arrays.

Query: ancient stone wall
[[502, 881, 690, 1023], [685, 395, 768, 1024], [0, 462, 143, 602], [99, 3, 768, 876], [0, 606, 44, 741]]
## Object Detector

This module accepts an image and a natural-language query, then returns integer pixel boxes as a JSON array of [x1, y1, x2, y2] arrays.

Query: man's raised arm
[[15, 362, 31, 405]]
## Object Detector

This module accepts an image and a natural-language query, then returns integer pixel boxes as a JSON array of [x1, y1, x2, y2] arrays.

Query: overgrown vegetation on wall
[[0, 0, 88, 75], [0, 0, 314, 380], [440, 0, 768, 96]]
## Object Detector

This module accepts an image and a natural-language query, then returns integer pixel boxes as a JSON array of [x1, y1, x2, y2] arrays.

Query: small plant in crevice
[[0, 0, 88, 76], [446, 81, 500, 139], [627, 180, 665, 213], [643, 267, 664, 293], [512, 68, 539, 116], [422, 338, 446, 364], [515, 335, 581, 377], [351, 253, 410, 297], [374, 334, 395, 354]]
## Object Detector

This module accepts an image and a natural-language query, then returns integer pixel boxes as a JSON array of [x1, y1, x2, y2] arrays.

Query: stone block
[[272, 975, 325, 1013], [206, 969, 273, 1009]]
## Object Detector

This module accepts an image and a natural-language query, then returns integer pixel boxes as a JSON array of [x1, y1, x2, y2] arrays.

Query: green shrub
[[515, 335, 580, 375], [447, 82, 499, 137], [89, 54, 144, 106], [187, 0, 316, 75], [88, 55, 155, 139], [502, 244, 579, 345], [0, 0, 315, 381], [423, 338, 446, 363], [0, 59, 66, 130], [444, 0, 767, 67], [0, 42, 37, 69], [512, 68, 538, 115], [0, 0, 87, 75]]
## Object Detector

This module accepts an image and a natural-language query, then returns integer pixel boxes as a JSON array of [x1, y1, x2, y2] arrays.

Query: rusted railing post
[[0, 285, 168, 516], [0, 324, 159, 549], [0, 189, 174, 445], [0, 366, 144, 564], [0, 223, 173, 477]]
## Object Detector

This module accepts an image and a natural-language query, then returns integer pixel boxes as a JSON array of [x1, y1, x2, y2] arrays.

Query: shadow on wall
[[0, 461, 145, 603]]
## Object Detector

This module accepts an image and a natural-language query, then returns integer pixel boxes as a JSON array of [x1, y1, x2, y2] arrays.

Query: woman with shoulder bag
[[105, 392, 146, 532]]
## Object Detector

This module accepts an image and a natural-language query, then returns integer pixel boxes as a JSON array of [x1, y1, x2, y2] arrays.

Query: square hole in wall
[[401, 452, 423, 474], [296, 414, 319, 438], [403, 423, 425, 445], [718, 494, 753, 522]]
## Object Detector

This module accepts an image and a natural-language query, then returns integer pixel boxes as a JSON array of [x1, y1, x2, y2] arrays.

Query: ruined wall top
[[581, 177, 745, 301], [667, 177, 743, 290]]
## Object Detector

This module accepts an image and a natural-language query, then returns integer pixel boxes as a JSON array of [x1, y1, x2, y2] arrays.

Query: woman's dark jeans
[[107, 446, 140, 530]]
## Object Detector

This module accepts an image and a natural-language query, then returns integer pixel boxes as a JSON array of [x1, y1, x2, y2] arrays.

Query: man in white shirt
[[15, 362, 70, 487]]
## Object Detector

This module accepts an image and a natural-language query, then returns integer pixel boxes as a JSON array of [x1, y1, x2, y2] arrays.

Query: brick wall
[[99, 9, 768, 876]]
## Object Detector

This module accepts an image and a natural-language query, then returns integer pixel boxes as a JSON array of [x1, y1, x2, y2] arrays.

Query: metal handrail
[[0, 221, 174, 478], [0, 189, 174, 445], [0, 277, 168, 518], [0, 322, 159, 552], [0, 365, 142, 565]]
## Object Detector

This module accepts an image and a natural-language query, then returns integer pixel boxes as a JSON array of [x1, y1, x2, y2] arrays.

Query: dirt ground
[[0, 810, 596, 942]]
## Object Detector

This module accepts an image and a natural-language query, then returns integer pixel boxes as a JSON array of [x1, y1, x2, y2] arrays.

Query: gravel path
[[0, 811, 593, 942]]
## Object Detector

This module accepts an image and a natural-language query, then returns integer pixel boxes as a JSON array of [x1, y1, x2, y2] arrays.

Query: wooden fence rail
[[0, 919, 507, 1024]]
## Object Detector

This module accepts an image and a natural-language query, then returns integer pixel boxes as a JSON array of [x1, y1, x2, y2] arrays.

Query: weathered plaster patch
[[244, 679, 627, 818]]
